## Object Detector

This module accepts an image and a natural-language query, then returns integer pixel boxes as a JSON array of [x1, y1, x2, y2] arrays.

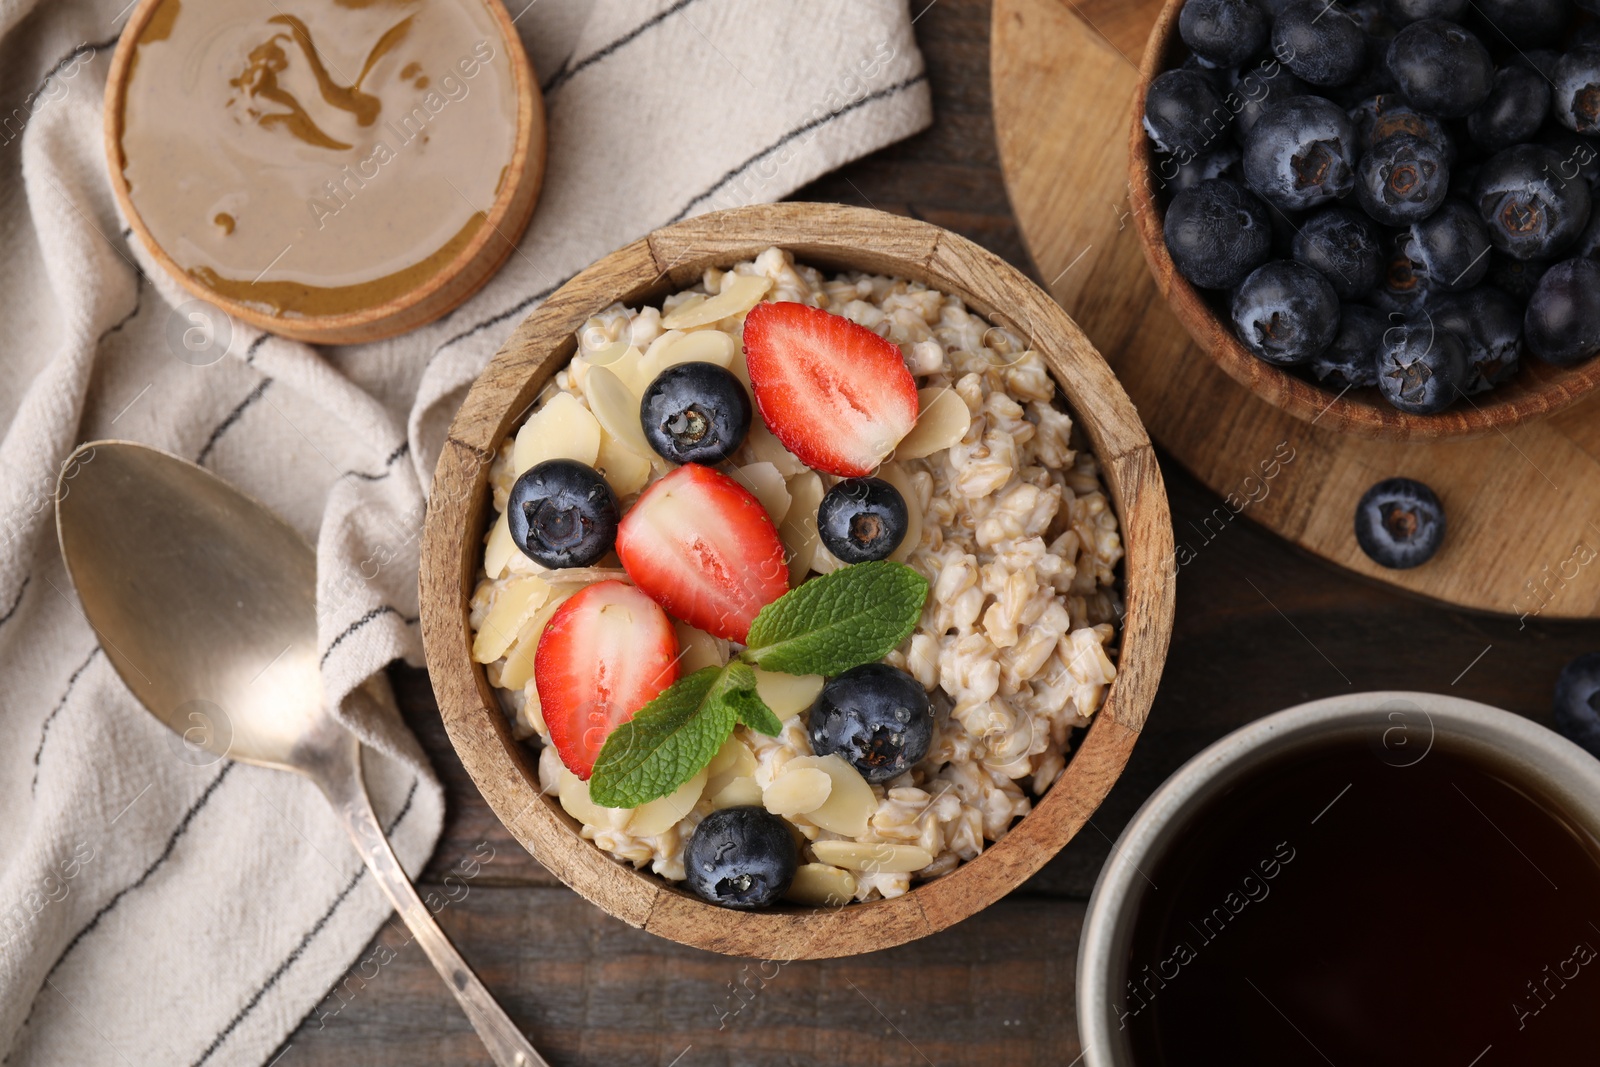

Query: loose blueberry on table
[[1147, 0, 1600, 416], [1353, 476, 1446, 568]]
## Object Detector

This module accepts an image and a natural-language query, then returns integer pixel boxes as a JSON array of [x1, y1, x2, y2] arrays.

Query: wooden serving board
[[991, 0, 1600, 620]]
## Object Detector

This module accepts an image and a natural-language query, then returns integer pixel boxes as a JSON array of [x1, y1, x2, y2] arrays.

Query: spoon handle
[[318, 739, 549, 1067]]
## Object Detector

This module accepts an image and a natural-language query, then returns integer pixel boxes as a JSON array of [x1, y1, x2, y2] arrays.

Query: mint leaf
[[588, 666, 736, 808], [741, 561, 929, 677], [719, 662, 784, 736]]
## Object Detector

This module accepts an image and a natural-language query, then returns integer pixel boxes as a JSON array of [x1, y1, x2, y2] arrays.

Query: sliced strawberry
[[535, 580, 679, 779], [742, 301, 920, 477], [615, 464, 788, 643]]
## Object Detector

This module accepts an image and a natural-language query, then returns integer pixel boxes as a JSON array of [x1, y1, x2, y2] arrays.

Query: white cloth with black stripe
[[0, 0, 931, 1061]]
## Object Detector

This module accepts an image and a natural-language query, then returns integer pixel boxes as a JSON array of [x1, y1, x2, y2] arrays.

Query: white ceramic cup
[[1076, 691, 1600, 1066]]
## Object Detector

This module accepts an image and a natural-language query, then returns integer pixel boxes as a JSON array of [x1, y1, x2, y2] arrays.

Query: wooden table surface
[[280, 3, 1600, 1063]]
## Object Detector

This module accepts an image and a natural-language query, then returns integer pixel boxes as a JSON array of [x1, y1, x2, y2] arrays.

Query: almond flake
[[875, 462, 923, 563], [763, 767, 833, 817], [779, 471, 824, 586], [784, 862, 857, 907], [513, 392, 602, 474], [661, 273, 771, 330], [732, 462, 791, 525], [484, 510, 517, 580], [785, 754, 874, 838], [627, 770, 708, 836], [596, 431, 652, 497], [894, 386, 972, 460], [751, 668, 824, 718], [582, 364, 652, 457], [498, 588, 575, 690], [809, 840, 933, 874], [709, 775, 764, 810], [471, 575, 551, 663]]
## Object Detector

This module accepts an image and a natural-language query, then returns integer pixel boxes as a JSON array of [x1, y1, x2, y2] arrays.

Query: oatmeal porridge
[[468, 247, 1123, 906]]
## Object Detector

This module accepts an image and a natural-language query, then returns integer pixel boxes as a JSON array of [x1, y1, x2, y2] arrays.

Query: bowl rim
[[419, 201, 1176, 959], [1127, 0, 1600, 442], [102, 0, 547, 346], [1075, 689, 1600, 1065]]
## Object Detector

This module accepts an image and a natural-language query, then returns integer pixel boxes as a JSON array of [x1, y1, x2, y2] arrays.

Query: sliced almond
[[498, 587, 575, 690], [654, 329, 737, 372], [779, 471, 824, 586], [810, 840, 933, 874], [763, 767, 833, 817], [484, 510, 518, 580], [513, 392, 602, 474], [786, 754, 875, 838], [875, 463, 923, 563], [595, 431, 652, 497], [785, 862, 858, 907], [661, 273, 771, 330], [674, 620, 727, 674], [732, 462, 791, 526], [582, 364, 652, 457], [752, 668, 824, 718], [627, 770, 708, 836], [596, 344, 647, 395], [730, 347, 755, 405], [663, 292, 707, 323], [748, 420, 808, 478], [811, 539, 844, 575], [707, 735, 756, 780], [894, 387, 972, 461], [709, 775, 764, 810], [471, 576, 551, 663], [557, 768, 630, 830]]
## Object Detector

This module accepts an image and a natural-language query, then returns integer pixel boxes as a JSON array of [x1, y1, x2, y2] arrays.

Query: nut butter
[[115, 0, 524, 323]]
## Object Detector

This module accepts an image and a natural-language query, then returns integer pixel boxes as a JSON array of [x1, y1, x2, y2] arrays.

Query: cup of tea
[[1078, 691, 1600, 1066]]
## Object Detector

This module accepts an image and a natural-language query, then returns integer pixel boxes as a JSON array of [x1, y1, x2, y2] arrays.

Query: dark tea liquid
[[1124, 738, 1600, 1065]]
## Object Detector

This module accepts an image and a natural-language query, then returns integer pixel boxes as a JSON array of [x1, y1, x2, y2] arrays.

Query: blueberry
[[1386, 19, 1493, 118], [1158, 144, 1243, 194], [1231, 63, 1308, 145], [1346, 0, 1400, 37], [507, 459, 620, 568], [1273, 2, 1368, 87], [1466, 66, 1551, 154], [1180, 0, 1270, 67], [1231, 260, 1342, 365], [1468, 0, 1573, 48], [639, 361, 752, 465], [1326, 34, 1402, 108], [1554, 653, 1600, 761], [1357, 133, 1451, 225], [1536, 131, 1600, 193], [1525, 259, 1600, 366], [1292, 206, 1384, 298], [816, 477, 909, 564], [1511, 48, 1564, 84], [1428, 287, 1522, 392], [1474, 145, 1593, 261], [1553, 44, 1600, 138], [1354, 477, 1445, 568], [1376, 315, 1468, 412], [1349, 94, 1455, 162], [808, 664, 933, 784], [1164, 178, 1275, 289], [1242, 95, 1358, 211], [1576, 209, 1600, 261], [1371, 236, 1433, 314], [1486, 253, 1552, 302], [683, 807, 797, 909], [1311, 303, 1386, 387], [1145, 69, 1231, 157], [1405, 199, 1491, 292], [1382, 0, 1466, 22]]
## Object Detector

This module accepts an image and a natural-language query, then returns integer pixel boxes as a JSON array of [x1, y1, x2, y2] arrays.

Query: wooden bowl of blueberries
[[1130, 0, 1600, 439]]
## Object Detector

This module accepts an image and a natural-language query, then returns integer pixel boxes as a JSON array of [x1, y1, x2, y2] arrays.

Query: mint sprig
[[585, 561, 929, 809], [740, 560, 929, 677]]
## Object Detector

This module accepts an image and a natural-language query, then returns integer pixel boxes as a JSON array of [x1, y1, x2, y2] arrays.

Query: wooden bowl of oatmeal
[[419, 202, 1174, 959], [104, 0, 544, 345]]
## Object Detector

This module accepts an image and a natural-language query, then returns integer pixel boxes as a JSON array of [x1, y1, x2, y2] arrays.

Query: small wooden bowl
[[104, 0, 545, 346], [1129, 0, 1600, 440], [419, 203, 1176, 959]]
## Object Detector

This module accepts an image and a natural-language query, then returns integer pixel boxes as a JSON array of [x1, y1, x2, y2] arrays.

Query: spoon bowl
[[56, 440, 545, 1067]]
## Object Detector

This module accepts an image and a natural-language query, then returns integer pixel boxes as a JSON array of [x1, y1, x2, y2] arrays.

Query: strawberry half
[[615, 464, 788, 643], [535, 580, 680, 779], [742, 301, 919, 477]]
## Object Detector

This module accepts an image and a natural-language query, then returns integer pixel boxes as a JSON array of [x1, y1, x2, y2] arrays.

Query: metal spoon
[[55, 440, 545, 1067]]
